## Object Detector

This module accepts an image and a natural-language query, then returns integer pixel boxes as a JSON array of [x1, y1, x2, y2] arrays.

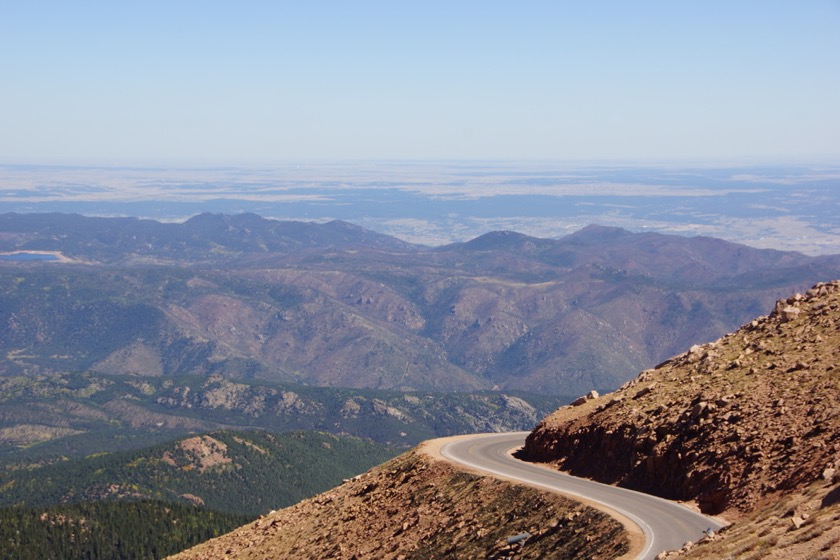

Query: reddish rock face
[[521, 281, 840, 518]]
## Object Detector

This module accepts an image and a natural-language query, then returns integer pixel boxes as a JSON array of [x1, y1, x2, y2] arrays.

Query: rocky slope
[[168, 447, 630, 560], [663, 479, 840, 559], [521, 281, 840, 558]]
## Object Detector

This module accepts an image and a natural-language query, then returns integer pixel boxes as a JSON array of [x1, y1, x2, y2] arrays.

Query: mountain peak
[[564, 224, 632, 241], [458, 230, 546, 252]]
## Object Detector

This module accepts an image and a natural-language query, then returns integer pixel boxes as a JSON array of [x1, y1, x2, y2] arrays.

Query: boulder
[[776, 303, 801, 323], [571, 390, 599, 406]]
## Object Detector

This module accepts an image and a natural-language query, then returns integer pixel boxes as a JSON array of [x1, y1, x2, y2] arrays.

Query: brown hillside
[[522, 281, 840, 557], [523, 280, 839, 516], [168, 448, 630, 560]]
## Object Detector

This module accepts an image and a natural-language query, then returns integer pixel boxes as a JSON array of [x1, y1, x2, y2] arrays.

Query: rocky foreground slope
[[168, 447, 630, 560], [522, 281, 840, 558]]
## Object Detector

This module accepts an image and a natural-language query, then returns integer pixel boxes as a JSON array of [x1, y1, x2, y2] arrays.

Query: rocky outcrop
[[521, 281, 840, 518], [167, 435, 232, 473]]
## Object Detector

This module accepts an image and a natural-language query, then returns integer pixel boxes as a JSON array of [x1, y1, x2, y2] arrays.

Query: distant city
[[2, 161, 839, 255]]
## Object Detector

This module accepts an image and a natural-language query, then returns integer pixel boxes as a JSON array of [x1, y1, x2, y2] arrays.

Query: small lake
[[0, 252, 61, 261]]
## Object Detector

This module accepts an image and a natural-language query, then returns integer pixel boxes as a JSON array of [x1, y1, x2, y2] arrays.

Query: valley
[[0, 430, 391, 560]]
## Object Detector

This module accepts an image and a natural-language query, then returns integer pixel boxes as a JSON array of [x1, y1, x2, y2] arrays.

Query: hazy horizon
[[2, 160, 839, 256]]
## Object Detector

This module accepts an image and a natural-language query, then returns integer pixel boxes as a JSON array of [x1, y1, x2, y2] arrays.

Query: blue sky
[[1, 1, 839, 164]]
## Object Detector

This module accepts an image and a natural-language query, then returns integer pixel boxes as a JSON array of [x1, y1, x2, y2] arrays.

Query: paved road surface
[[440, 432, 726, 560]]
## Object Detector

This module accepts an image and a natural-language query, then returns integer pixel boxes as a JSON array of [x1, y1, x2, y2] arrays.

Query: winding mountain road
[[439, 432, 726, 560]]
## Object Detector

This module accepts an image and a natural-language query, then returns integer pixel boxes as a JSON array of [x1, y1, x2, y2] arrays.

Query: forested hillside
[[0, 500, 251, 560], [0, 371, 563, 458], [0, 430, 395, 516]]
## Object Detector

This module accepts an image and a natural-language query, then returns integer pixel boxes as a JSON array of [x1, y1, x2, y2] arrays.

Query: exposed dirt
[[168, 448, 631, 560]]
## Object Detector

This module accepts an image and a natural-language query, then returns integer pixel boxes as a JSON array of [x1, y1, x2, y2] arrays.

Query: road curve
[[439, 432, 726, 560]]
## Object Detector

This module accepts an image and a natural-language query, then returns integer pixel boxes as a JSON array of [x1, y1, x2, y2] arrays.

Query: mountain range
[[3, 212, 839, 558], [2, 212, 840, 395]]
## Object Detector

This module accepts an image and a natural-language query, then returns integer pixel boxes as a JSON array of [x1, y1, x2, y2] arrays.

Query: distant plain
[[2, 161, 839, 255]]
